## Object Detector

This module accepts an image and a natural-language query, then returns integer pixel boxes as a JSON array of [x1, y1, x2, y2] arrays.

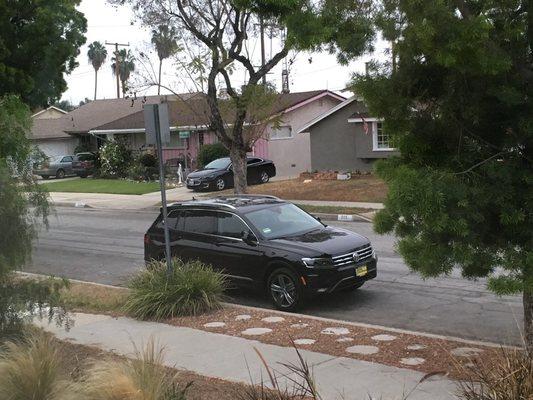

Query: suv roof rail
[[214, 194, 281, 200]]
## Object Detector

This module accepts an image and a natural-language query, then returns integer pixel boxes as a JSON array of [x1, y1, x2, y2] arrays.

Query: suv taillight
[[144, 234, 151, 245]]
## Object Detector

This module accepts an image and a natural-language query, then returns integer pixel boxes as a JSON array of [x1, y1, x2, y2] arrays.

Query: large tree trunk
[[158, 59, 162, 95], [94, 69, 98, 100], [524, 290, 533, 354], [230, 145, 248, 194]]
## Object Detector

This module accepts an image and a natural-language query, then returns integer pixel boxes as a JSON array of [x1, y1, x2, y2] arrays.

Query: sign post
[[144, 103, 172, 275]]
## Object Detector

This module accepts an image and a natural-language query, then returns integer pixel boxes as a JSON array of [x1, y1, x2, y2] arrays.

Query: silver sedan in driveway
[[33, 155, 75, 179]]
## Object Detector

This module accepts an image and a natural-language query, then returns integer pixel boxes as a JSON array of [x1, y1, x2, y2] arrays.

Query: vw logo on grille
[[352, 252, 360, 263]]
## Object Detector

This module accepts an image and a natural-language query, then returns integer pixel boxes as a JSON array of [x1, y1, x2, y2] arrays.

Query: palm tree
[[111, 49, 136, 97], [87, 41, 107, 100], [151, 25, 180, 95]]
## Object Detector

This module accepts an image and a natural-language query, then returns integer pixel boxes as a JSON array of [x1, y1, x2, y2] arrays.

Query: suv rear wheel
[[267, 267, 303, 311], [56, 169, 65, 179]]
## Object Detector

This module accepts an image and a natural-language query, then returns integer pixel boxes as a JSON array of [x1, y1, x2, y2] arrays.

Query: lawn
[[216, 175, 388, 203], [42, 178, 162, 195]]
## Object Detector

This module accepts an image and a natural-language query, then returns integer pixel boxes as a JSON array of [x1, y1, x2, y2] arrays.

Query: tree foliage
[[152, 25, 181, 95], [0, 96, 69, 338], [88, 41, 108, 100], [0, 0, 87, 108], [111, 49, 136, 96], [113, 0, 374, 192], [353, 0, 532, 349]]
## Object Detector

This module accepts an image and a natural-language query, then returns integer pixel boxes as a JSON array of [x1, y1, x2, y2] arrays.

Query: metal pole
[[153, 104, 173, 274]]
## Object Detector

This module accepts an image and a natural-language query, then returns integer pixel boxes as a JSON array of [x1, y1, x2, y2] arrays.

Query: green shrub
[[197, 143, 229, 167], [139, 153, 158, 168], [0, 333, 75, 400], [99, 137, 132, 178], [124, 259, 227, 320]]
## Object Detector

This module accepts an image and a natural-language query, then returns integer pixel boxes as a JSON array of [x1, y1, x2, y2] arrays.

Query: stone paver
[[336, 337, 354, 343], [346, 345, 380, 355], [235, 315, 252, 321], [372, 334, 397, 342], [261, 316, 285, 323], [321, 327, 350, 336], [204, 322, 226, 328], [241, 327, 272, 336], [407, 344, 427, 351], [294, 339, 316, 345], [401, 358, 426, 366], [290, 323, 309, 329], [451, 347, 484, 357]]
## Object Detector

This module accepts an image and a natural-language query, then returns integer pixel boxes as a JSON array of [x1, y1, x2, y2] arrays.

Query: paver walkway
[[37, 312, 457, 400]]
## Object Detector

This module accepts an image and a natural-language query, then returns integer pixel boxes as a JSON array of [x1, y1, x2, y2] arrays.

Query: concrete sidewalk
[[38, 312, 457, 400], [50, 186, 194, 210], [50, 189, 384, 212]]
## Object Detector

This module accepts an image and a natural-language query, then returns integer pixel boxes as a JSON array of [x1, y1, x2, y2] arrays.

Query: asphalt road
[[26, 207, 523, 345]]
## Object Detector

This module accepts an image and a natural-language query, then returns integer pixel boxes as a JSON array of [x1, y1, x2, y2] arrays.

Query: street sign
[[179, 131, 190, 139], [144, 103, 170, 145]]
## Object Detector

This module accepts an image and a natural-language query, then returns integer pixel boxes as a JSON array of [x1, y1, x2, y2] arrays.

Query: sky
[[62, 0, 390, 104]]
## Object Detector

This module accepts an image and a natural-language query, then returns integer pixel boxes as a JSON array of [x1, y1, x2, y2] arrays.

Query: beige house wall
[[33, 108, 66, 119], [267, 96, 341, 179]]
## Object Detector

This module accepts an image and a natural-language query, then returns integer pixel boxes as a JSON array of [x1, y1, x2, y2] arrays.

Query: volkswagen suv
[[144, 195, 377, 311]]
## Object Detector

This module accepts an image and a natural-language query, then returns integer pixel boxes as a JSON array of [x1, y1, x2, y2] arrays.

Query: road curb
[[52, 201, 93, 209], [311, 212, 372, 223], [17, 271, 520, 350]]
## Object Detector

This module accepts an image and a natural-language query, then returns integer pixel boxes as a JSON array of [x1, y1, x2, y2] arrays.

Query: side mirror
[[241, 230, 257, 246]]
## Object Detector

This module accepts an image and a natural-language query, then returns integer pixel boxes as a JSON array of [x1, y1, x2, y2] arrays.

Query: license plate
[[356, 265, 368, 277]]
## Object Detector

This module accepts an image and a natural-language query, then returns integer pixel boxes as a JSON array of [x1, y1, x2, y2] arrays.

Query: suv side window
[[217, 212, 248, 239], [157, 209, 181, 230], [61, 156, 73, 162], [182, 210, 217, 234]]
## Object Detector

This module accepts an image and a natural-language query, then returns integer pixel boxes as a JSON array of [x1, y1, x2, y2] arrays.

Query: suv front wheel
[[267, 267, 303, 311]]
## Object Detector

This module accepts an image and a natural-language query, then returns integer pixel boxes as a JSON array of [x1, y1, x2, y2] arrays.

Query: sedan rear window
[[204, 158, 230, 170], [245, 204, 322, 239], [74, 153, 95, 161]]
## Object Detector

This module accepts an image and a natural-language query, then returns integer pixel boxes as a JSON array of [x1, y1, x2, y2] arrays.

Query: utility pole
[[105, 41, 129, 99]]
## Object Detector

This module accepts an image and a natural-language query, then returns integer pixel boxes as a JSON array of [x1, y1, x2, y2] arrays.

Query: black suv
[[144, 196, 377, 311]]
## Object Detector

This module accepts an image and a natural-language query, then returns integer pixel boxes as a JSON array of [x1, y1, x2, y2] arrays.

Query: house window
[[270, 125, 292, 140], [167, 133, 187, 149], [373, 122, 394, 151]]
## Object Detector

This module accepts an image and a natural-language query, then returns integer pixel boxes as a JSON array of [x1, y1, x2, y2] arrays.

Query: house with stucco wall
[[30, 106, 80, 157], [298, 96, 399, 172], [85, 90, 344, 178]]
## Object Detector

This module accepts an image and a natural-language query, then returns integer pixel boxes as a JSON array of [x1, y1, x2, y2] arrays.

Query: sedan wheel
[[215, 177, 226, 191], [260, 171, 270, 184], [268, 268, 301, 311]]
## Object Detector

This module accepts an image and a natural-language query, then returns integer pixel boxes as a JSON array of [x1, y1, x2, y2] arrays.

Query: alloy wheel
[[260, 171, 269, 183], [216, 178, 225, 190], [270, 273, 297, 308], [56, 169, 65, 179]]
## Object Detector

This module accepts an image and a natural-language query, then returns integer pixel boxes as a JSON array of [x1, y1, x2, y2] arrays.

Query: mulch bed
[[168, 304, 505, 380]]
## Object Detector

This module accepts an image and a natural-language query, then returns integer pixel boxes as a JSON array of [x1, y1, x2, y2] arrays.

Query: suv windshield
[[245, 203, 323, 239], [204, 158, 231, 170]]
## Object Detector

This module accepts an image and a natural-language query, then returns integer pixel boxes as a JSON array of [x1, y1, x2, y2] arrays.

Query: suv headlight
[[302, 257, 334, 269]]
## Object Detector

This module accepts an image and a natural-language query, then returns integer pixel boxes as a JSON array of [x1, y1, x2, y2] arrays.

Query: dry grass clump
[[0, 333, 76, 400], [458, 348, 532, 400]]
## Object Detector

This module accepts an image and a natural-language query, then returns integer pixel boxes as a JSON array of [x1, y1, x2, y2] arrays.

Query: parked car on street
[[186, 157, 276, 191], [144, 195, 377, 311], [33, 155, 75, 179], [72, 152, 97, 178]]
